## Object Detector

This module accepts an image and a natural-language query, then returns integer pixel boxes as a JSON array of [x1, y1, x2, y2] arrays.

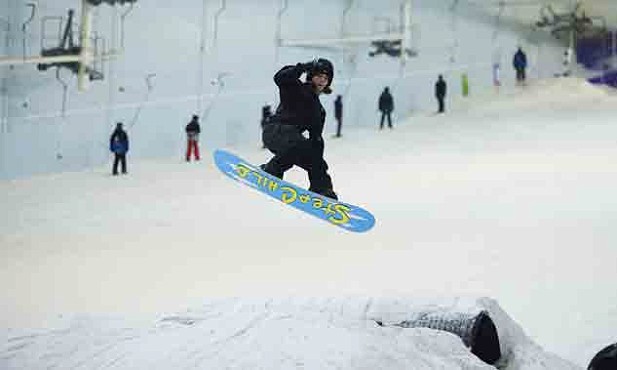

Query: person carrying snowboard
[[260, 58, 338, 200]]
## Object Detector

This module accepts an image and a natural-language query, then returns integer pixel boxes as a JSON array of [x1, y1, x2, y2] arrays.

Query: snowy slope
[[2, 78, 616, 368]]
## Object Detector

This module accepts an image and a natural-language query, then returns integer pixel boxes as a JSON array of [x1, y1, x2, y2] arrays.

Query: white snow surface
[[2, 78, 617, 369]]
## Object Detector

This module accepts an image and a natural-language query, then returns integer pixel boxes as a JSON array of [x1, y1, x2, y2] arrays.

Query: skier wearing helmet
[[260, 58, 338, 200]]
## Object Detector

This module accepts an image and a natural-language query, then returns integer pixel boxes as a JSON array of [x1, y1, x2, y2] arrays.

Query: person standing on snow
[[378, 87, 394, 129], [435, 75, 447, 113], [109, 122, 129, 175], [334, 95, 343, 138], [513, 47, 528, 84], [185, 114, 201, 162], [260, 58, 338, 200]]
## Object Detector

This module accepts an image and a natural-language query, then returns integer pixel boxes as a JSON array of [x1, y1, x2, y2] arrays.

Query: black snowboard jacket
[[269, 63, 326, 147], [435, 79, 447, 98], [185, 119, 201, 134], [378, 91, 394, 112]]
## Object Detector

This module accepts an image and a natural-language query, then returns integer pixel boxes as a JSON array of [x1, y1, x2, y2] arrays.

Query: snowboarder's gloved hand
[[299, 59, 318, 72]]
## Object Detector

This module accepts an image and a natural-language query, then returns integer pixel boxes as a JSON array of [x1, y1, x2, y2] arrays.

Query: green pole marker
[[461, 73, 469, 97]]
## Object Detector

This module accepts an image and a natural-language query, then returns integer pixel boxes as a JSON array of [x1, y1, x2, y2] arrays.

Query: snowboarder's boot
[[309, 186, 338, 200], [320, 188, 338, 200], [260, 163, 284, 179]]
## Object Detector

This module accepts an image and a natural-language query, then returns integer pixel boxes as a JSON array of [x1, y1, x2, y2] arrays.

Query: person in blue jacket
[[513, 47, 528, 84], [260, 58, 338, 200], [109, 122, 129, 175]]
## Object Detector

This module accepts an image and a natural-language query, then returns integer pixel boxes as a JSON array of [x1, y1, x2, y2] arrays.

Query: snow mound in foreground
[[2, 297, 579, 369]]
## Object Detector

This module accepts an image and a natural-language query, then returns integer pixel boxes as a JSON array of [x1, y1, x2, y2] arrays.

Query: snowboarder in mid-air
[[260, 58, 338, 200]]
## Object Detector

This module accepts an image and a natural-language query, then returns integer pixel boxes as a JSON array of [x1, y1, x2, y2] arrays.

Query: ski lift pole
[[196, 0, 208, 113], [274, 0, 288, 63], [400, 0, 413, 68], [491, 0, 505, 44], [212, 0, 227, 50], [200, 72, 227, 122], [78, 0, 94, 92], [448, 0, 459, 64], [340, 0, 357, 94], [21, 3, 36, 61], [342, 55, 357, 97], [119, 2, 134, 50], [341, 0, 355, 36], [340, 0, 354, 68], [55, 67, 69, 160], [55, 67, 68, 118], [0, 18, 8, 133], [490, 1, 505, 88], [128, 73, 155, 129]]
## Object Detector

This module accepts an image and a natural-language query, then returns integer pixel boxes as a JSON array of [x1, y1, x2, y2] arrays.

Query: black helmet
[[307, 58, 334, 93]]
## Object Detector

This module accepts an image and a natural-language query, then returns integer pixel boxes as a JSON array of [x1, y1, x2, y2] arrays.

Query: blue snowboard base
[[213, 149, 375, 233]]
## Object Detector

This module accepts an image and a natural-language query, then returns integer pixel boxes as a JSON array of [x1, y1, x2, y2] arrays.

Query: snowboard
[[213, 149, 375, 232]]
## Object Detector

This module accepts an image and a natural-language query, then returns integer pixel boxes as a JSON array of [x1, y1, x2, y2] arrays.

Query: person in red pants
[[185, 114, 201, 161]]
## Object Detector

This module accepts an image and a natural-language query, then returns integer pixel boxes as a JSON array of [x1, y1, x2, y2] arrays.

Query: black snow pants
[[261, 122, 334, 195], [113, 153, 127, 175]]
